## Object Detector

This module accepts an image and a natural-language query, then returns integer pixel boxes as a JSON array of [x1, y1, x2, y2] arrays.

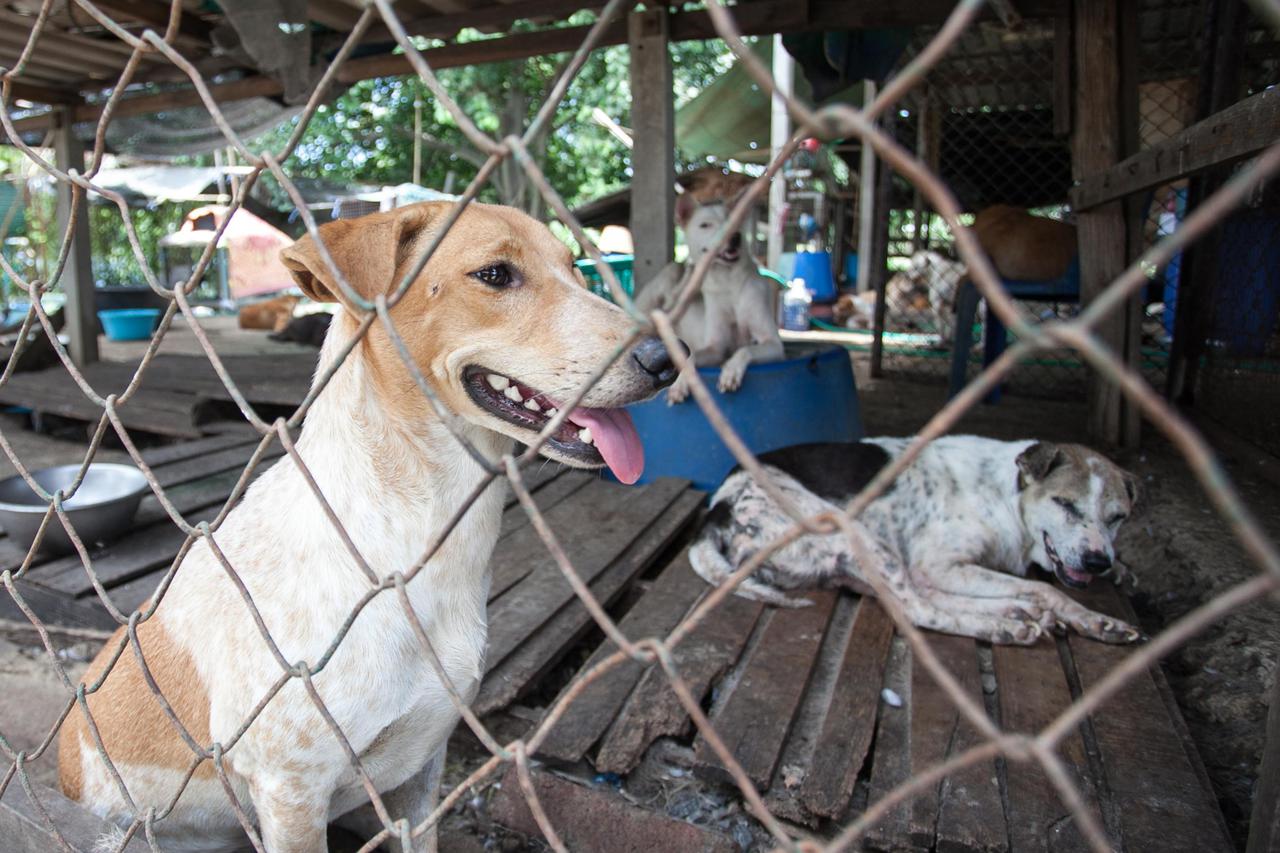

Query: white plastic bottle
[[781, 277, 812, 331]]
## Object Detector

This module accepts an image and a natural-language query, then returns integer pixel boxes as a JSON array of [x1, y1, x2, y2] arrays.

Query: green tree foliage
[[4, 27, 740, 294], [255, 28, 736, 215]]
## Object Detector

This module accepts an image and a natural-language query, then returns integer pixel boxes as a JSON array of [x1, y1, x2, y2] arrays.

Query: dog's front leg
[[916, 562, 1143, 644], [335, 746, 445, 853], [252, 772, 333, 853]]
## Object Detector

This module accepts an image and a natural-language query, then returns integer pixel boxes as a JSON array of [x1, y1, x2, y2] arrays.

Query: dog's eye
[[471, 264, 517, 288], [1107, 513, 1126, 526], [699, 221, 713, 229], [1053, 497, 1081, 516]]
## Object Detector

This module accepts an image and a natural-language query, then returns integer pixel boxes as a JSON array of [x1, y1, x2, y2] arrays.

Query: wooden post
[[1249, 670, 1280, 853], [628, 7, 674, 290], [1072, 0, 1133, 447], [869, 110, 895, 379], [1167, 0, 1247, 404], [856, 80, 877, 292], [766, 34, 793, 274], [53, 108, 97, 367]]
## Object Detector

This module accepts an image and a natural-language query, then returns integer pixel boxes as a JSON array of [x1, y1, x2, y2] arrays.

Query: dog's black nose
[[632, 336, 683, 387], [1082, 551, 1112, 573], [727, 232, 742, 252]]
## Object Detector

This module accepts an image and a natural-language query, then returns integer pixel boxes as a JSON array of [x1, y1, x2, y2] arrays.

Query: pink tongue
[[569, 407, 645, 485]]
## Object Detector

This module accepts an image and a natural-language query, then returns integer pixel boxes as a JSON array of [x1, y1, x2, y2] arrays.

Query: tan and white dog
[[635, 194, 784, 403], [58, 202, 676, 851]]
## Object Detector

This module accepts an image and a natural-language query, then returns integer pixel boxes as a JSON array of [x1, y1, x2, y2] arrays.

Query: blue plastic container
[[98, 308, 160, 341], [1214, 212, 1280, 356], [623, 345, 863, 491], [792, 250, 837, 303]]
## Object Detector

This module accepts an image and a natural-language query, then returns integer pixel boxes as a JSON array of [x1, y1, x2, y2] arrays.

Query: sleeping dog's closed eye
[[1053, 496, 1082, 518]]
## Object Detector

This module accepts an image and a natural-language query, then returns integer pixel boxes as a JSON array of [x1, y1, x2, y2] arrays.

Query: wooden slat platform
[[535, 569, 1233, 852], [0, 354, 316, 439], [9, 434, 704, 726]]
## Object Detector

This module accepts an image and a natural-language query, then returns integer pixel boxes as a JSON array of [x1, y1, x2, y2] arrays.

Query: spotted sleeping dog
[[689, 436, 1144, 644]]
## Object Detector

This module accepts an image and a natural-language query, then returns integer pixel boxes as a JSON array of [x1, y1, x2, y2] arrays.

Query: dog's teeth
[[524, 398, 541, 412], [486, 374, 510, 391], [578, 427, 593, 445], [503, 384, 523, 403]]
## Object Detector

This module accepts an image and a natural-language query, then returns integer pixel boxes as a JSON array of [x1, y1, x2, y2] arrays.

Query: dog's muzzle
[[632, 336, 683, 388]]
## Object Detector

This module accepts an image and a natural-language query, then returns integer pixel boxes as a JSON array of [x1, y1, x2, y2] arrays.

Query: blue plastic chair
[[948, 257, 1080, 403]]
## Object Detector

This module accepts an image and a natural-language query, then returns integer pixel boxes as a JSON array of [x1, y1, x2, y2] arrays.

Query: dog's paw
[[666, 375, 691, 405], [717, 361, 746, 393]]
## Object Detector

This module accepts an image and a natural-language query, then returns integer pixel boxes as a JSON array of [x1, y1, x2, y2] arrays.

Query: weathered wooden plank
[[138, 433, 259, 468], [0, 376, 201, 438], [594, 592, 764, 775], [488, 765, 738, 853], [483, 477, 689, 669], [866, 636, 913, 852], [799, 597, 895, 819], [534, 549, 710, 763], [993, 637, 1107, 852], [30, 466, 273, 595], [1068, 585, 1232, 852], [693, 592, 838, 790], [764, 592, 862, 825], [1072, 86, 1280, 211], [0, 778, 149, 853], [0, 577, 118, 632], [475, 490, 702, 715], [927, 639, 1007, 853]]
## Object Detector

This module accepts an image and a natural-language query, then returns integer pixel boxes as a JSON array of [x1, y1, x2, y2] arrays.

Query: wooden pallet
[[7, 433, 704, 725], [0, 354, 316, 439], [534, 571, 1232, 852]]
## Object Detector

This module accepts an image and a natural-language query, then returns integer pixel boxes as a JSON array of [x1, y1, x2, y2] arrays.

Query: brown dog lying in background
[[973, 205, 1077, 281], [237, 293, 300, 333]]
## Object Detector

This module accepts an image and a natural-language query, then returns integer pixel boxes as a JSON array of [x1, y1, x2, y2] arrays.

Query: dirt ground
[[1, 365, 1277, 850]]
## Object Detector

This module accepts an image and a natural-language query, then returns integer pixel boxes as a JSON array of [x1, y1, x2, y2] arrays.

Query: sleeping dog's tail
[[689, 501, 813, 608]]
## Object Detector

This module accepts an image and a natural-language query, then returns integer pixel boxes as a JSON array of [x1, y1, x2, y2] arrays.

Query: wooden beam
[[627, 7, 674, 287], [4, 79, 79, 105], [1071, 85, 1280, 211], [90, 0, 214, 44], [1073, 0, 1134, 447], [6, 0, 1068, 137], [53, 110, 98, 368]]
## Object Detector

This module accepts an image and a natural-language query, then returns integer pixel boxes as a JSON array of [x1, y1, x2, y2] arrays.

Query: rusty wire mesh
[[0, 1, 1278, 852]]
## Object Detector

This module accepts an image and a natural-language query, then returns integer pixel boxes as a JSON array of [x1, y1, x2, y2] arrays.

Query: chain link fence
[[0, 1, 1278, 852]]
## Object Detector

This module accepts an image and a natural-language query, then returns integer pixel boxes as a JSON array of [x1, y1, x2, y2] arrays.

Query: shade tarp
[[162, 205, 296, 299]]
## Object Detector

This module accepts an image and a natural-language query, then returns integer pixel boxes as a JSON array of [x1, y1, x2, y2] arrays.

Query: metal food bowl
[[0, 463, 149, 556]]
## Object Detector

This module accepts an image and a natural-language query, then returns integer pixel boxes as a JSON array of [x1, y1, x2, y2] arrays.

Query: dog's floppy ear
[[1121, 469, 1142, 509], [1016, 441, 1064, 489], [675, 192, 697, 228], [280, 204, 438, 307]]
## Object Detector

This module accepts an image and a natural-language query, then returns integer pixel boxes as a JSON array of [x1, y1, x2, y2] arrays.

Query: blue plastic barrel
[[1214, 213, 1280, 356], [622, 345, 863, 491], [792, 251, 837, 303]]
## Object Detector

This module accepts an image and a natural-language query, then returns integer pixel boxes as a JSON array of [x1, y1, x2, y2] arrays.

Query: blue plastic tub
[[98, 308, 160, 341], [622, 345, 863, 491]]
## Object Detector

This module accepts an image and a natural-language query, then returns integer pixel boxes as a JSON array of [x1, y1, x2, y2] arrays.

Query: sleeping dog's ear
[[1016, 441, 1064, 490], [1121, 469, 1142, 509], [281, 204, 438, 308]]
